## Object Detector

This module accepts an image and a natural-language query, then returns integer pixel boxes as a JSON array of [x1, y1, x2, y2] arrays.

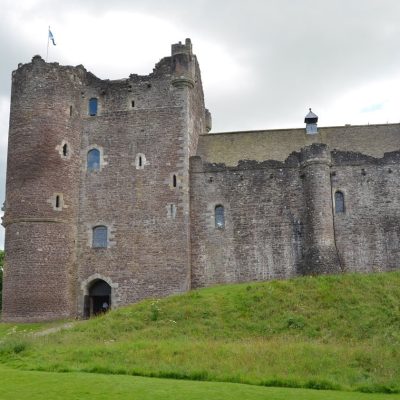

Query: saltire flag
[[49, 29, 56, 46]]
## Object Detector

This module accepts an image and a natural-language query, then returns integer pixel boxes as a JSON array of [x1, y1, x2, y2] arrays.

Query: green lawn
[[0, 365, 398, 400], [1, 272, 400, 394]]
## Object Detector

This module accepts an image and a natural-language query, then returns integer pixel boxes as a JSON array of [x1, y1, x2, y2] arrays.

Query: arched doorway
[[84, 279, 111, 317]]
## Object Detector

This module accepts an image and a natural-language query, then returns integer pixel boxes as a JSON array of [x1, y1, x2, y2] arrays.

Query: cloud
[[1, 0, 400, 248]]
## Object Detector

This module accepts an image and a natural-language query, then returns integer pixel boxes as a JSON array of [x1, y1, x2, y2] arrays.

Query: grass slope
[[1, 272, 400, 394]]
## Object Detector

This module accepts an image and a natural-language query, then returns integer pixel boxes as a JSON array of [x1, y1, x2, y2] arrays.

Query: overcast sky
[[1, 0, 400, 249]]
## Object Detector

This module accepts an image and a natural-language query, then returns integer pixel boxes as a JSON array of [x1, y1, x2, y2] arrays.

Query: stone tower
[[2, 39, 207, 321], [2, 56, 84, 321]]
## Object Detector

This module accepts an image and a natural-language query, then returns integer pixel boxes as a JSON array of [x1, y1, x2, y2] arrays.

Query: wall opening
[[167, 203, 177, 219], [62, 143, 68, 157], [173, 174, 177, 188], [55, 195, 60, 209], [335, 191, 345, 214], [135, 153, 146, 170], [89, 98, 98, 116], [131, 100, 135, 107], [215, 205, 225, 228], [92, 225, 108, 248], [69, 105, 73, 117], [87, 148, 101, 171], [84, 279, 111, 318]]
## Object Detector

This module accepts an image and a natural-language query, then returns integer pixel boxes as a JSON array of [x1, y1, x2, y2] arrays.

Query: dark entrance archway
[[84, 279, 111, 318]]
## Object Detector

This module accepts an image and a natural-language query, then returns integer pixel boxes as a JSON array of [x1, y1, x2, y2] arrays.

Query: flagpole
[[46, 26, 50, 62]]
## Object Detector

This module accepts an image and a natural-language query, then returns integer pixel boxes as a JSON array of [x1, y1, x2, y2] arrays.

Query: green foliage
[[1, 272, 400, 394], [0, 365, 393, 400], [0, 338, 29, 355], [0, 250, 3, 310]]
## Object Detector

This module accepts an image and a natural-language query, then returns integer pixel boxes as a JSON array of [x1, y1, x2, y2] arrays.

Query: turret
[[2, 55, 83, 321], [171, 38, 195, 88], [299, 144, 341, 275]]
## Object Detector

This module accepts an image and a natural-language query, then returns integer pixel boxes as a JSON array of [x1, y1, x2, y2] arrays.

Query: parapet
[[299, 143, 331, 167], [12, 54, 88, 86], [171, 38, 193, 56]]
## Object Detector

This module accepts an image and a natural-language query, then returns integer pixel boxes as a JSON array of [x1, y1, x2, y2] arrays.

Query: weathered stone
[[2, 41, 400, 322]]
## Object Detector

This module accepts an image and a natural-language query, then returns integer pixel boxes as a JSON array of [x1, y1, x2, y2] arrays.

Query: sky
[[1, 0, 400, 249]]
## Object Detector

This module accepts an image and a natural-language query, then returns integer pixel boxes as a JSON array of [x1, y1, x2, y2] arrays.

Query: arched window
[[92, 226, 108, 248], [89, 98, 98, 116], [215, 205, 225, 228], [87, 148, 100, 171], [335, 191, 345, 214]]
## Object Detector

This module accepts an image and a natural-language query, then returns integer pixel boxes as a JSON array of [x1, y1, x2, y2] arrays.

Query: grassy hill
[[1, 272, 400, 394]]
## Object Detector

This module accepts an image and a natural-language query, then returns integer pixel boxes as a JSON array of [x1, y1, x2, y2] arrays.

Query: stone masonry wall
[[3, 40, 400, 322], [190, 146, 400, 288], [2, 56, 83, 321], [76, 39, 205, 315]]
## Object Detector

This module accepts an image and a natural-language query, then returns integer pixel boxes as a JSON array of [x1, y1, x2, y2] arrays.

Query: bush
[[0, 338, 29, 355]]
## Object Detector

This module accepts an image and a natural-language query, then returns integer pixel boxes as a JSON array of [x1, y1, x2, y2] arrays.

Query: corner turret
[[171, 38, 195, 88]]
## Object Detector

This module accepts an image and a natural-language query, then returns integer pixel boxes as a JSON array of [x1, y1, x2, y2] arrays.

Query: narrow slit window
[[135, 153, 146, 169], [335, 191, 345, 214], [89, 98, 98, 116], [55, 195, 60, 208], [69, 105, 73, 116], [215, 205, 225, 228], [62, 143, 68, 157], [173, 174, 177, 188], [131, 100, 135, 107], [87, 148, 100, 171], [92, 226, 108, 248]]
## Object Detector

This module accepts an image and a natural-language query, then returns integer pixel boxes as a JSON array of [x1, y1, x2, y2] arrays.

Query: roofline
[[203, 122, 400, 137]]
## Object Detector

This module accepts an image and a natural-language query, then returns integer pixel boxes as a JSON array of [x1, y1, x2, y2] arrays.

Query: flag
[[49, 29, 56, 46]]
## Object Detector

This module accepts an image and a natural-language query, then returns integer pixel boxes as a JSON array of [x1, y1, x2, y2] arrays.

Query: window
[[335, 191, 345, 214], [173, 174, 177, 188], [87, 149, 100, 171], [215, 205, 225, 228], [135, 153, 146, 170], [89, 98, 98, 116], [92, 226, 107, 248], [52, 193, 63, 211], [131, 100, 135, 107], [69, 105, 73, 116], [168, 203, 177, 219], [62, 143, 68, 157]]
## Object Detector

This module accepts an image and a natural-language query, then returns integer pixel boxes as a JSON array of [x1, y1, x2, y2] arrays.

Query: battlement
[[171, 38, 193, 56], [13, 38, 198, 90]]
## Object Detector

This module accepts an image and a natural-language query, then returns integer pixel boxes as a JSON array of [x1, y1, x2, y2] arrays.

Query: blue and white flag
[[48, 29, 56, 46]]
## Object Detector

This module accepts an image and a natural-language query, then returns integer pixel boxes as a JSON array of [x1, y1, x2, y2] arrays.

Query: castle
[[2, 39, 400, 322]]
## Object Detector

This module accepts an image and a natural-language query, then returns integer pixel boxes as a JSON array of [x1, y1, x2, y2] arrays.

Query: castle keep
[[2, 39, 400, 321]]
